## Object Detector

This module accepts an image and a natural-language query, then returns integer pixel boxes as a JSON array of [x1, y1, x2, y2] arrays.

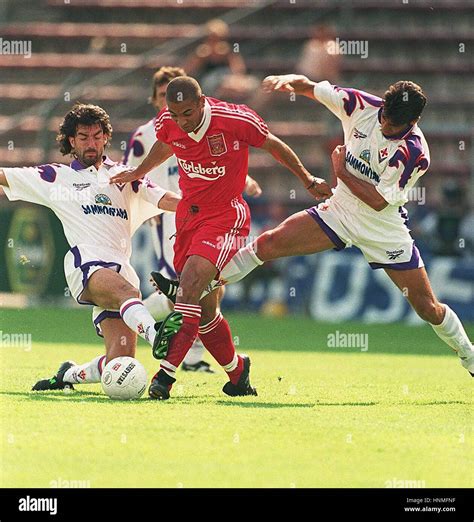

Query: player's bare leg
[[143, 290, 213, 372], [150, 256, 256, 399], [54, 318, 137, 389], [196, 286, 254, 395], [385, 267, 474, 375], [151, 211, 337, 300], [81, 268, 160, 348]]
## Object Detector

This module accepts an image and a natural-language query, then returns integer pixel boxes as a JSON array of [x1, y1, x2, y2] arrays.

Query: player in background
[[123, 66, 262, 373], [0, 103, 181, 391], [156, 75, 474, 377], [111, 76, 331, 400]]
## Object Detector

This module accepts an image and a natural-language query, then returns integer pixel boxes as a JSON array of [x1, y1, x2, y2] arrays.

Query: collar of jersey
[[187, 99, 211, 143], [70, 155, 116, 171]]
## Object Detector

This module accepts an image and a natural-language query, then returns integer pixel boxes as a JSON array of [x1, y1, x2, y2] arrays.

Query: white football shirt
[[124, 117, 179, 277], [314, 81, 430, 212], [2, 156, 167, 258]]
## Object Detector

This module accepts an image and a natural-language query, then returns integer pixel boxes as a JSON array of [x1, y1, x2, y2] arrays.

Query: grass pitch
[[1, 307, 472, 488]]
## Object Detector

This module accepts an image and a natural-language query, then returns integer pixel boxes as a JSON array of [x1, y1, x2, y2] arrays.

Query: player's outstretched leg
[[385, 267, 474, 376], [151, 210, 335, 302]]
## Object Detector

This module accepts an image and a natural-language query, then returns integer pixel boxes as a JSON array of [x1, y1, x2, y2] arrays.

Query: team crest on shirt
[[378, 147, 389, 163], [207, 133, 227, 156], [95, 193, 112, 205]]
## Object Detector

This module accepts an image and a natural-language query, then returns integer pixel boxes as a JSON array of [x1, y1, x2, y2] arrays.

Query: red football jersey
[[155, 97, 269, 206]]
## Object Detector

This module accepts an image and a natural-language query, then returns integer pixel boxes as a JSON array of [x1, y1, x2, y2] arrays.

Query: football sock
[[183, 337, 205, 366], [199, 313, 243, 385], [143, 291, 173, 320], [160, 303, 201, 378], [431, 305, 473, 357], [63, 355, 106, 384], [119, 298, 157, 346], [219, 241, 264, 285]]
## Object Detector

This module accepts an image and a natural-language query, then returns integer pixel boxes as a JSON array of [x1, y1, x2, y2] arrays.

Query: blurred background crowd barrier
[[0, 0, 472, 320]]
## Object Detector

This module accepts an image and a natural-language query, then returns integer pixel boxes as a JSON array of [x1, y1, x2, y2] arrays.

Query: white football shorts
[[64, 244, 141, 336], [306, 194, 424, 270]]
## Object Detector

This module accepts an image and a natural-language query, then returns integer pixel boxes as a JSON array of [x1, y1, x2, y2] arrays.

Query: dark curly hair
[[383, 81, 426, 127], [56, 103, 113, 155]]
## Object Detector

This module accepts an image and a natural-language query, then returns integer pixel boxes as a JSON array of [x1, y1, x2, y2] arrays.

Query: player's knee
[[414, 298, 442, 323], [257, 229, 280, 259]]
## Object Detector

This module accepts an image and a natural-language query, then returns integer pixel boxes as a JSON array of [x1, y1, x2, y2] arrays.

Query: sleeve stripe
[[210, 110, 269, 136], [211, 107, 268, 133]]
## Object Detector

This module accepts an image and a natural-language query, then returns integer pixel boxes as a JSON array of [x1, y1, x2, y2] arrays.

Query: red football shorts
[[173, 197, 250, 276]]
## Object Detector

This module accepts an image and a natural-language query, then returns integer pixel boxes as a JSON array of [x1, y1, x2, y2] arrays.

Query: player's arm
[[331, 145, 388, 212], [158, 190, 181, 212], [0, 169, 9, 187], [244, 175, 262, 197], [260, 132, 331, 199], [110, 140, 173, 184], [262, 74, 317, 100]]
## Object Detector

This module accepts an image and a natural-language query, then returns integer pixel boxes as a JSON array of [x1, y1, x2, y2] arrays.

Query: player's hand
[[262, 74, 309, 93], [244, 176, 262, 198], [109, 168, 143, 184], [331, 145, 347, 177], [306, 177, 332, 200]]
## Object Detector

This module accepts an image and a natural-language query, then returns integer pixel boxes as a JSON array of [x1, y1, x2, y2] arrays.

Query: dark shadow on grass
[[0, 391, 128, 403], [217, 400, 315, 408]]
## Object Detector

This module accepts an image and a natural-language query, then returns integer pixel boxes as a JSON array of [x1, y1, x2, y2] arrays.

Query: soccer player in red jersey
[[111, 77, 331, 400]]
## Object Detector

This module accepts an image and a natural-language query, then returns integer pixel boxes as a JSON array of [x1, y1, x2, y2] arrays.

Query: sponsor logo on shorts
[[78, 369, 86, 381], [137, 323, 144, 335], [202, 240, 216, 248], [386, 249, 404, 260], [177, 158, 226, 181], [172, 141, 186, 149]]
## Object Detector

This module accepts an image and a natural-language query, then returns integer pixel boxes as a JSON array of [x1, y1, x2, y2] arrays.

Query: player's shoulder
[[154, 107, 172, 131], [389, 127, 430, 169], [208, 96, 260, 117], [332, 84, 383, 118], [207, 96, 267, 133]]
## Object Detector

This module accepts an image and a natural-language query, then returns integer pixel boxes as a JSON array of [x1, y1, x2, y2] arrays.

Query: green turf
[[0, 307, 472, 488]]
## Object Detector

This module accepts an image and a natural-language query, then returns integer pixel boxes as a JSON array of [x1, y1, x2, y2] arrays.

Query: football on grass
[[101, 356, 147, 400]]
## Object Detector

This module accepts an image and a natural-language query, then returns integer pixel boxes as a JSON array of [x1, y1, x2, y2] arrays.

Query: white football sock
[[431, 305, 473, 358], [219, 241, 264, 284], [64, 355, 106, 384], [143, 291, 173, 321], [199, 242, 264, 299], [119, 298, 157, 346], [183, 337, 205, 366]]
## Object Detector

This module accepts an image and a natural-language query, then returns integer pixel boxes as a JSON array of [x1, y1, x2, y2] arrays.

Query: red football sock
[[199, 313, 243, 385], [160, 303, 201, 378]]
